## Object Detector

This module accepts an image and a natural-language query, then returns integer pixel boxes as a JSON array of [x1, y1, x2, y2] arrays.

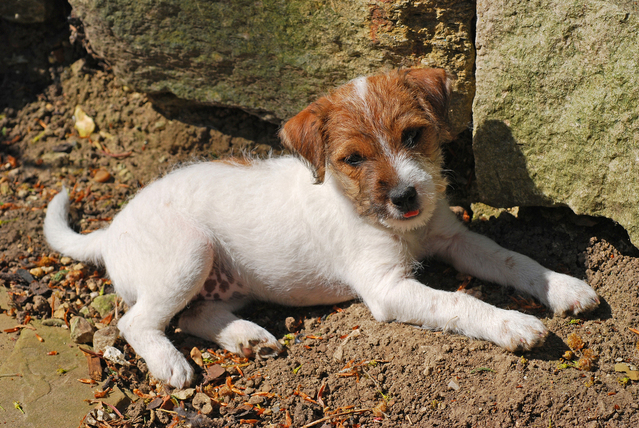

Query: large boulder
[[68, 0, 474, 133], [474, 0, 639, 246]]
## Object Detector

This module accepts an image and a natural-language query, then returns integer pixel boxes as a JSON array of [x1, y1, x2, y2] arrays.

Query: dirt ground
[[2, 13, 639, 428]]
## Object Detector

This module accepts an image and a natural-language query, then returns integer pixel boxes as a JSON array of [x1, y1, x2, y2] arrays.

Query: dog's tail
[[44, 188, 105, 266]]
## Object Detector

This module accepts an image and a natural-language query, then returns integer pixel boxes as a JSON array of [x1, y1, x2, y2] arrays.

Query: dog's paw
[[219, 320, 283, 358], [144, 347, 194, 389], [545, 272, 600, 316], [489, 309, 548, 352]]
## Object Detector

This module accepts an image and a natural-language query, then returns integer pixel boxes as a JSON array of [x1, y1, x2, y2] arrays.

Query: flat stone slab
[[0, 287, 93, 427]]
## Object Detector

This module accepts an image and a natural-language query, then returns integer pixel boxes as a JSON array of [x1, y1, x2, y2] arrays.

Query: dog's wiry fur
[[44, 68, 599, 388]]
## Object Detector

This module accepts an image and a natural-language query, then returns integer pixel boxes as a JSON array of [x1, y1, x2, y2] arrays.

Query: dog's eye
[[343, 154, 365, 167], [402, 128, 422, 148]]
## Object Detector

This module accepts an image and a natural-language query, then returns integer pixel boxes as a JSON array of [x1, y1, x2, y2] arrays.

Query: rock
[[41, 318, 65, 327], [90, 293, 118, 318], [284, 317, 299, 332], [248, 395, 265, 405], [93, 326, 119, 353], [192, 392, 213, 415], [32, 295, 50, 314], [68, 0, 474, 134], [172, 388, 195, 400], [474, 0, 639, 246], [447, 379, 460, 391], [103, 346, 130, 366], [70, 316, 95, 344], [40, 152, 70, 168], [73, 106, 96, 138], [0, 0, 55, 23], [29, 267, 44, 278], [93, 169, 112, 183], [52, 302, 70, 319]]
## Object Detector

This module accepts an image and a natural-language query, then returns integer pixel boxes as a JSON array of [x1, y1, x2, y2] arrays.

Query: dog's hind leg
[[110, 217, 215, 388], [178, 300, 282, 358]]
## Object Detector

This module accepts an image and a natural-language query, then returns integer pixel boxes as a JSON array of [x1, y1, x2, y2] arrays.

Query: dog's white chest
[[197, 261, 247, 301]]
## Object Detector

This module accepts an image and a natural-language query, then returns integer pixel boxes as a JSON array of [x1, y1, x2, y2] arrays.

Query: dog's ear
[[404, 68, 455, 140], [279, 98, 330, 183]]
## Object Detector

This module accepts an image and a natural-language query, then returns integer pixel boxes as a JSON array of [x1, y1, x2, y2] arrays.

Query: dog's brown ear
[[279, 98, 330, 183], [404, 68, 455, 140]]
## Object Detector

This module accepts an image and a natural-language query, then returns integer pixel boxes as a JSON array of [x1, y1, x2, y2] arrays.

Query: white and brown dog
[[44, 68, 599, 388]]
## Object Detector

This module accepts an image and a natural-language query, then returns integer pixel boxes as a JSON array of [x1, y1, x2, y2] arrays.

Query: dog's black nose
[[389, 185, 418, 213]]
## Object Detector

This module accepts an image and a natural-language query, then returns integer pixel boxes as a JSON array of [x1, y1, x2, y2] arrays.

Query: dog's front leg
[[428, 209, 599, 316], [356, 273, 547, 351]]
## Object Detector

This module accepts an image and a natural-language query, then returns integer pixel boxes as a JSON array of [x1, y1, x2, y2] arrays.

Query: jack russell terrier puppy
[[44, 68, 599, 388]]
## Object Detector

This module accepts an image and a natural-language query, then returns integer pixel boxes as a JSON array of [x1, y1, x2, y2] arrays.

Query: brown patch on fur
[[204, 279, 217, 293], [280, 68, 453, 223]]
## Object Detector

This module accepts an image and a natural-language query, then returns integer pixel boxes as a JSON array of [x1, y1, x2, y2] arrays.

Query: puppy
[[44, 68, 599, 388]]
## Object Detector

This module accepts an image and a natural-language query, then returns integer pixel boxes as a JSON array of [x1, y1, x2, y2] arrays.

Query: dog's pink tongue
[[403, 210, 420, 219]]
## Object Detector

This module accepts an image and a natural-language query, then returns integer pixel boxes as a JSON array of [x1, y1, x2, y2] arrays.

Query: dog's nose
[[389, 185, 418, 212]]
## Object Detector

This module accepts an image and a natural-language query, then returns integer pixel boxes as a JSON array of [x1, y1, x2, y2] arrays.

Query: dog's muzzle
[[389, 185, 420, 218]]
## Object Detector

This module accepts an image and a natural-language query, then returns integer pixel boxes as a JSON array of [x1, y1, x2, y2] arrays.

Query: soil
[[2, 12, 639, 428]]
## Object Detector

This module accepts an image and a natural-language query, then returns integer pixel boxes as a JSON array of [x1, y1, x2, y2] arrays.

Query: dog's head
[[280, 68, 454, 232]]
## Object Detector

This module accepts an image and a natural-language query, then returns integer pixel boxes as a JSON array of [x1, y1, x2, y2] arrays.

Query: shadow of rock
[[473, 119, 554, 208]]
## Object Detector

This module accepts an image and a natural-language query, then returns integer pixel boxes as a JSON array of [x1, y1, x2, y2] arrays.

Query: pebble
[[70, 316, 95, 344], [33, 295, 50, 313], [86, 279, 99, 291], [192, 392, 213, 415], [93, 169, 112, 183], [29, 267, 45, 278], [248, 395, 265, 405], [103, 346, 130, 366], [172, 388, 195, 400], [284, 316, 298, 332], [448, 379, 460, 391], [93, 326, 120, 353]]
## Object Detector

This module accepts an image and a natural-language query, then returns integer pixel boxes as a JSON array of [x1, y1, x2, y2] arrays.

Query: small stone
[[103, 346, 130, 366], [93, 170, 112, 183], [33, 295, 50, 313], [93, 326, 119, 353], [192, 392, 213, 415], [91, 294, 118, 317], [285, 317, 298, 332], [53, 302, 70, 319], [70, 316, 95, 344], [248, 395, 265, 405], [42, 318, 65, 327], [86, 279, 99, 292], [60, 257, 72, 265], [29, 267, 44, 278], [447, 379, 460, 391], [172, 388, 195, 400], [74, 106, 96, 138]]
